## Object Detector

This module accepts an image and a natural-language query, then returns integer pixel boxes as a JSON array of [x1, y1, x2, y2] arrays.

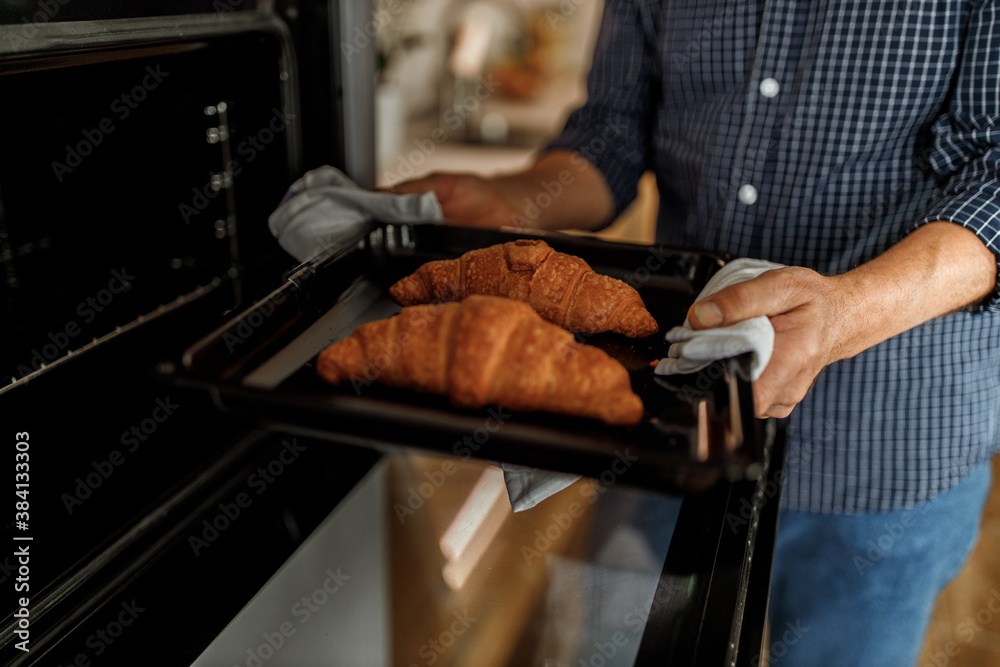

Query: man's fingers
[[388, 175, 440, 196], [762, 404, 794, 419], [752, 363, 799, 418], [752, 358, 784, 418], [687, 268, 807, 329], [683, 266, 841, 418], [751, 325, 825, 417], [753, 375, 795, 418]]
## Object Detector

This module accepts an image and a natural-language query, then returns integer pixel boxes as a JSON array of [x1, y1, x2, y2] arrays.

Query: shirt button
[[738, 184, 759, 205], [759, 77, 780, 98]]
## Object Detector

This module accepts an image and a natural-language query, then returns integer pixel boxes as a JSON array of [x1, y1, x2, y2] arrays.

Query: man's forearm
[[685, 220, 997, 418], [829, 221, 997, 362], [491, 150, 615, 231]]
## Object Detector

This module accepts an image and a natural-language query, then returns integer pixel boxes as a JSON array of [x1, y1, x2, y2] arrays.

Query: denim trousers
[[767, 463, 993, 666]]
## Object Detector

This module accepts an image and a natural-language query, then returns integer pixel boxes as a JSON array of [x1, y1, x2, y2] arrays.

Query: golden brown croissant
[[316, 295, 644, 426], [388, 239, 658, 337]]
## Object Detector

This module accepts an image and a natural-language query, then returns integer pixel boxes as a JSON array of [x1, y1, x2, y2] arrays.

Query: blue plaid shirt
[[549, 0, 1000, 513]]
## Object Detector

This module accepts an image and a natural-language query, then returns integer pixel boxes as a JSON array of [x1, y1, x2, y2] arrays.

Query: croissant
[[316, 295, 644, 426], [388, 239, 658, 337]]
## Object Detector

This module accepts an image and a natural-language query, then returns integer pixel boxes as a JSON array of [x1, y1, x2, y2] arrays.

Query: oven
[[0, 2, 784, 665]]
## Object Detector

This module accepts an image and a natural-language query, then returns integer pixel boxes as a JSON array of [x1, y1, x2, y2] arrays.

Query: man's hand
[[687, 222, 996, 419], [389, 173, 517, 228], [687, 267, 849, 418]]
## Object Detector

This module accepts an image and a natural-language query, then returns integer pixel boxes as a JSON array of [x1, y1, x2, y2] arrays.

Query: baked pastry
[[316, 295, 644, 426], [388, 239, 658, 337]]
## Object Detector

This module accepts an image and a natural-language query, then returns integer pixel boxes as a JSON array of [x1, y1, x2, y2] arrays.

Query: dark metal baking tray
[[161, 222, 766, 494]]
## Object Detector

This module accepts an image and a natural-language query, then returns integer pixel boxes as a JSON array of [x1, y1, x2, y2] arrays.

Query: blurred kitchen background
[[371, 0, 658, 244], [369, 0, 1000, 664]]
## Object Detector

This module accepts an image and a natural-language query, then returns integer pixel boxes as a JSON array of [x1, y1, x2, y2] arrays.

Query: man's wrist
[[823, 270, 878, 363]]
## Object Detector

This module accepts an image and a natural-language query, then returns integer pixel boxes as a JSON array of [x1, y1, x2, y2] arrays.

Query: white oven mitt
[[654, 258, 785, 381], [268, 165, 444, 262]]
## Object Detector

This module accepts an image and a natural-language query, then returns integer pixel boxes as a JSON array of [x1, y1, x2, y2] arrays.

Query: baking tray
[[162, 222, 766, 494]]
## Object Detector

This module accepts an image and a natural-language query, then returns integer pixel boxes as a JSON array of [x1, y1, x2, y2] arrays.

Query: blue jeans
[[767, 463, 993, 666]]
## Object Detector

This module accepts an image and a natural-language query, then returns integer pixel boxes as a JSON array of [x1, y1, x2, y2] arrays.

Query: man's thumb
[[689, 299, 725, 328]]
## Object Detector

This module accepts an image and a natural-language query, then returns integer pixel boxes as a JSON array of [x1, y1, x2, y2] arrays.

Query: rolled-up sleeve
[[545, 0, 658, 220], [914, 0, 1000, 309]]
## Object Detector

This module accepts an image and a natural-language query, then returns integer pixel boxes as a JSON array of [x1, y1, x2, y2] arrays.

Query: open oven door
[[0, 2, 784, 666]]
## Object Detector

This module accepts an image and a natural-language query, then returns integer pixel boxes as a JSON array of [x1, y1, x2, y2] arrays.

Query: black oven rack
[[160, 222, 765, 494]]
